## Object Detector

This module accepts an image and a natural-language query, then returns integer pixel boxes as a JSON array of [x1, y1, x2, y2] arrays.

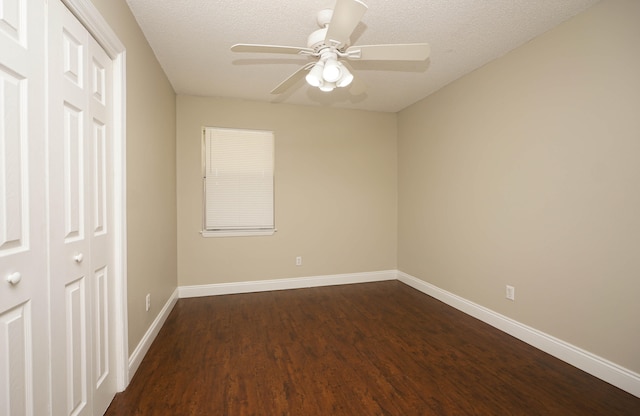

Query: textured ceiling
[[125, 0, 599, 113]]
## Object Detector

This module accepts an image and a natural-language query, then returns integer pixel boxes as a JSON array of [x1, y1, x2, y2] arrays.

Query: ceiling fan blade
[[346, 43, 431, 61], [324, 0, 368, 48], [231, 44, 314, 56], [270, 63, 315, 94]]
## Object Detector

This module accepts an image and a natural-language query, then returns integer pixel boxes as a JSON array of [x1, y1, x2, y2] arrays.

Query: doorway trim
[[61, 0, 129, 390]]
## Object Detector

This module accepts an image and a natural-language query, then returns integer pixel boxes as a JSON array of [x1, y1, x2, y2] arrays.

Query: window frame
[[201, 126, 275, 238]]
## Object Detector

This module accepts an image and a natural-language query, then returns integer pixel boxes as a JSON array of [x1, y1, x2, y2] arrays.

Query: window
[[202, 127, 275, 237]]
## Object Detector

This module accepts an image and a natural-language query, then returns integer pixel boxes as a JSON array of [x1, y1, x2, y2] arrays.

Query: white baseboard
[[178, 269, 397, 298], [128, 288, 179, 380], [397, 271, 640, 398], [133, 271, 638, 399]]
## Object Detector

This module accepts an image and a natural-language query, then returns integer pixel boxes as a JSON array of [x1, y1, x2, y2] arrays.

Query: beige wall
[[398, 0, 640, 373], [86, 0, 638, 376], [177, 96, 397, 285], [88, 0, 178, 354]]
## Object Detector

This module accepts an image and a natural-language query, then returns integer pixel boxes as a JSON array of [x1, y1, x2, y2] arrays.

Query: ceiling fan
[[230, 0, 430, 94]]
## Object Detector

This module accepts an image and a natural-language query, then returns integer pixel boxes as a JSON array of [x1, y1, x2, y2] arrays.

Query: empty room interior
[[2, 0, 639, 414]]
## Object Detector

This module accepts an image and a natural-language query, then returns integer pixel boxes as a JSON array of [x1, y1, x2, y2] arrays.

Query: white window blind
[[203, 127, 274, 236]]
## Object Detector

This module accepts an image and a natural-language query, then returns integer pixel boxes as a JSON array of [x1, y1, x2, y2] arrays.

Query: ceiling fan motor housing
[[308, 8, 346, 53], [307, 27, 329, 52]]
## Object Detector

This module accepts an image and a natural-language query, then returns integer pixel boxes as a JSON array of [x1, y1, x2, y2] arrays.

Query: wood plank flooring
[[106, 281, 640, 415]]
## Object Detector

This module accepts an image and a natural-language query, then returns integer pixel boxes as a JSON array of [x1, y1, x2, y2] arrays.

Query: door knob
[[7, 272, 22, 285], [74, 253, 84, 263]]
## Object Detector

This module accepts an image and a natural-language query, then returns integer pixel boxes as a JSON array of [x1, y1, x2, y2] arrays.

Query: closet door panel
[[49, 1, 117, 415], [0, 302, 31, 416], [62, 102, 86, 241], [88, 33, 115, 416], [49, 1, 93, 414], [0, 64, 25, 250], [0, 0, 49, 415]]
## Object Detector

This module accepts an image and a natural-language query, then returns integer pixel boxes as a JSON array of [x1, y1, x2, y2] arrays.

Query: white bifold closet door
[[48, 1, 117, 415], [0, 0, 49, 415]]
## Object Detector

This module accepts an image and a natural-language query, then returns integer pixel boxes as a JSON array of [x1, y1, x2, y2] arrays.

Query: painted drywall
[[398, 0, 640, 373], [89, 0, 177, 354], [177, 96, 397, 285]]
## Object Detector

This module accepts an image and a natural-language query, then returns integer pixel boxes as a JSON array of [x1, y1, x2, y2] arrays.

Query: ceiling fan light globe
[[337, 73, 353, 88], [305, 62, 325, 87], [319, 81, 336, 92], [336, 63, 353, 87], [322, 59, 342, 83], [306, 73, 322, 87]]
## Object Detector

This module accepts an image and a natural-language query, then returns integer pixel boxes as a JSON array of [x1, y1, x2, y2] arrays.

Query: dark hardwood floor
[[106, 281, 640, 415]]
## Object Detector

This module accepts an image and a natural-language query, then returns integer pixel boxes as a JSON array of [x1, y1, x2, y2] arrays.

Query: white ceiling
[[125, 0, 599, 113]]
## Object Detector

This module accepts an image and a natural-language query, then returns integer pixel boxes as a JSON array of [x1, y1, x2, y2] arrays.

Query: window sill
[[200, 229, 276, 238]]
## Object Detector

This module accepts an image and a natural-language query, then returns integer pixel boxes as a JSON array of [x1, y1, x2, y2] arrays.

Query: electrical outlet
[[506, 285, 515, 301], [146, 293, 151, 311], [296, 256, 302, 266]]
